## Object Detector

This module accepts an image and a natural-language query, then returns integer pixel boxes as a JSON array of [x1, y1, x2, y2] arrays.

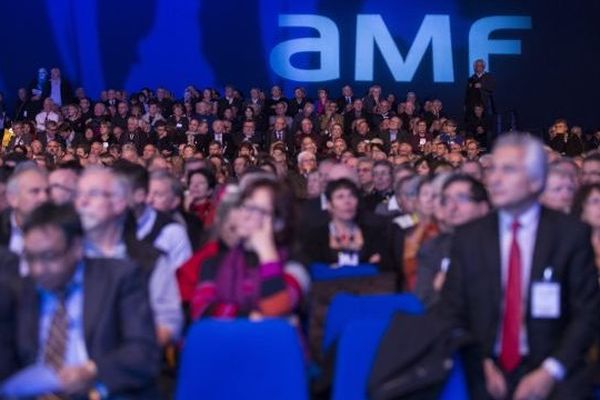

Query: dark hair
[[553, 118, 568, 126], [257, 159, 277, 175], [58, 122, 72, 133], [23, 202, 83, 246], [325, 178, 360, 202], [111, 159, 149, 192], [442, 173, 489, 205], [75, 143, 90, 155], [413, 157, 432, 172], [188, 168, 216, 190], [572, 183, 600, 218], [56, 160, 83, 173]]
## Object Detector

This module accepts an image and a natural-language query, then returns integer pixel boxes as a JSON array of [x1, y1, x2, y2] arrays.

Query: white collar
[[498, 202, 540, 231], [387, 195, 401, 211]]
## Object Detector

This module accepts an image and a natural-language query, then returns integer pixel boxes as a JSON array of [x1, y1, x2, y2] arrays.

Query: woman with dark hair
[[168, 102, 189, 135], [241, 105, 256, 123], [572, 183, 600, 272], [20, 121, 36, 143], [73, 125, 96, 149], [190, 177, 305, 319], [185, 168, 217, 226], [413, 157, 432, 176], [301, 178, 393, 270], [239, 105, 267, 133]]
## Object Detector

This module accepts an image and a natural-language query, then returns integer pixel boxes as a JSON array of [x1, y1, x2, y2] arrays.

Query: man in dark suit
[[42, 68, 74, 107], [439, 133, 600, 399], [414, 174, 490, 308], [265, 116, 295, 154], [233, 120, 263, 152], [336, 84, 356, 114], [378, 116, 410, 154], [344, 98, 368, 136], [209, 119, 235, 160], [0, 248, 19, 382], [465, 59, 495, 115], [15, 203, 160, 398], [216, 85, 243, 118], [120, 116, 148, 155]]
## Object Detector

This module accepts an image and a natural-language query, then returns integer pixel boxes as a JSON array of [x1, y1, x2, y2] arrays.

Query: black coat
[[465, 72, 495, 113], [0, 248, 19, 382], [300, 217, 396, 273], [265, 128, 295, 153]]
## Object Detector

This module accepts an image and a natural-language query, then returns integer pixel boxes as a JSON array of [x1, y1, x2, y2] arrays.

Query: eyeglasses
[[240, 203, 273, 217], [585, 197, 600, 207], [50, 183, 76, 194], [23, 246, 70, 265], [75, 189, 115, 200], [441, 193, 474, 206]]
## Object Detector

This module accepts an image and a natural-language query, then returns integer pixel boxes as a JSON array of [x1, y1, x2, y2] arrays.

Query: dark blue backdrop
[[1, 0, 599, 130]]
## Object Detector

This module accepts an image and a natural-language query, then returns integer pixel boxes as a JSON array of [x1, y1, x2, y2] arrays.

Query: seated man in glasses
[[413, 174, 490, 307], [12, 202, 160, 398]]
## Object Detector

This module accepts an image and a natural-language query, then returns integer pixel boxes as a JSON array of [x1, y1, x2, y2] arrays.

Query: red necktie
[[499, 220, 521, 372]]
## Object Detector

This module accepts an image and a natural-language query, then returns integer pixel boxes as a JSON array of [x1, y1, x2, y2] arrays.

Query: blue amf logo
[[270, 14, 532, 82]]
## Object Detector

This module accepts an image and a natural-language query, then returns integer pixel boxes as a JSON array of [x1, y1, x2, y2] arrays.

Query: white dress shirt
[[495, 202, 540, 356], [494, 203, 565, 379]]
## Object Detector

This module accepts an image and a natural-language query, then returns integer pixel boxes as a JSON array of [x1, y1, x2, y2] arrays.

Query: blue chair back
[[309, 263, 379, 282], [332, 319, 390, 400], [332, 318, 469, 400], [176, 318, 308, 400], [323, 293, 424, 351]]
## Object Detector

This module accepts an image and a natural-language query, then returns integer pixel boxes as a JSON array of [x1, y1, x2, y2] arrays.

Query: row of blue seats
[[176, 292, 469, 400]]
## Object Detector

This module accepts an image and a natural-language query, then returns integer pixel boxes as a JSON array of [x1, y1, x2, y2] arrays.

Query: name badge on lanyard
[[337, 251, 359, 267], [531, 267, 561, 319]]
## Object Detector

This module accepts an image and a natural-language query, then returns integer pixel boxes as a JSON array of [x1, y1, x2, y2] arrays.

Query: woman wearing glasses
[[189, 176, 307, 320]]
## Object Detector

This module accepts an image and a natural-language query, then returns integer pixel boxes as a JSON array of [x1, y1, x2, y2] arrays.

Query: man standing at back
[[439, 133, 600, 399], [465, 59, 495, 115]]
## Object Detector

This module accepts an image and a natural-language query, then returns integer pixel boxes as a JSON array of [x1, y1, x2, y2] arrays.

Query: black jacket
[[0, 248, 19, 382], [15, 258, 161, 399], [437, 207, 600, 398]]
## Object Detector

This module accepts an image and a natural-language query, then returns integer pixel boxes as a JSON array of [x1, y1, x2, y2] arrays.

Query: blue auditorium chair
[[309, 262, 379, 282], [176, 318, 308, 400], [331, 319, 389, 400], [322, 293, 424, 352], [332, 319, 469, 400]]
